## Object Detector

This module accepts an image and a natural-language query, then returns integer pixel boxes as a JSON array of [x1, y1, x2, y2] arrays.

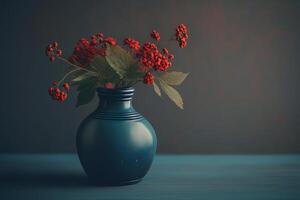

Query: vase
[[76, 87, 157, 186]]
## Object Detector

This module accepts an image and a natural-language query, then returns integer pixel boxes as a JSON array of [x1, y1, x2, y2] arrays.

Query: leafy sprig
[[46, 24, 189, 109]]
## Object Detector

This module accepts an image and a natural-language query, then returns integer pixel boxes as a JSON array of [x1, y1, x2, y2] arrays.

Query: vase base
[[90, 178, 143, 186]]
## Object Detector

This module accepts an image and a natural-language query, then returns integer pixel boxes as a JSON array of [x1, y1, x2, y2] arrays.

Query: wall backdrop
[[0, 0, 300, 154]]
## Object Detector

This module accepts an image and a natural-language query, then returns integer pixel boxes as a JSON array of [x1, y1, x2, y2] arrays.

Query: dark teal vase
[[76, 87, 157, 186]]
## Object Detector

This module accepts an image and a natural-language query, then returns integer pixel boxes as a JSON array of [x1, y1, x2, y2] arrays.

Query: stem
[[57, 57, 97, 75], [56, 57, 98, 86], [57, 68, 83, 86]]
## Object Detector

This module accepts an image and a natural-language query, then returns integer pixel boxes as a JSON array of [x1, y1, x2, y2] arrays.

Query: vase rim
[[97, 87, 135, 100], [97, 87, 134, 93]]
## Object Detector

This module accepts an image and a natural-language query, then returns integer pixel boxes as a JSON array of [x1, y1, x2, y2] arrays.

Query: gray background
[[0, 0, 299, 154]]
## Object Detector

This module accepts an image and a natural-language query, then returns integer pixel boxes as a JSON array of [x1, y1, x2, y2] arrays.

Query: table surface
[[0, 154, 299, 200]]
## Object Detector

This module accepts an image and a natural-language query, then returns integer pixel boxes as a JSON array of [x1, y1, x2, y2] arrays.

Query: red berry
[[124, 38, 140, 51], [180, 41, 187, 48], [63, 83, 70, 91], [168, 54, 174, 60], [56, 49, 62, 57], [48, 87, 54, 96], [52, 81, 58, 86], [143, 72, 154, 85], [54, 91, 61, 100], [49, 56, 55, 62], [55, 88, 60, 93], [104, 82, 114, 89], [52, 42, 58, 48], [162, 48, 169, 55], [80, 38, 89, 46], [97, 32, 104, 38], [91, 39, 98, 45], [60, 92, 67, 102], [150, 30, 160, 41], [75, 47, 81, 52], [47, 47, 54, 52], [105, 37, 117, 46]]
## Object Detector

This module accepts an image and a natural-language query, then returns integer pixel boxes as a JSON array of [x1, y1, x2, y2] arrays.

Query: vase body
[[76, 87, 157, 186]]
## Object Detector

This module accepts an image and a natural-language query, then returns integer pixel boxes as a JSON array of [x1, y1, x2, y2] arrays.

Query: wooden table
[[0, 154, 299, 200]]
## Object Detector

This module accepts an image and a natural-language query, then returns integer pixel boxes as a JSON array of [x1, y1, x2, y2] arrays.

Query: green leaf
[[160, 71, 189, 85], [76, 76, 98, 107], [76, 88, 96, 107], [153, 81, 161, 97], [77, 76, 98, 91], [125, 62, 146, 80], [90, 55, 120, 84], [62, 67, 86, 85], [159, 79, 184, 109], [105, 45, 136, 78], [72, 72, 93, 82], [64, 64, 93, 82]]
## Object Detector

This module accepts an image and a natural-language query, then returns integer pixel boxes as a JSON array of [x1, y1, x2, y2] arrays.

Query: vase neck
[[96, 87, 135, 112]]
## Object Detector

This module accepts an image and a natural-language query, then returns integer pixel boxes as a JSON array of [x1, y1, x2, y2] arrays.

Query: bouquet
[[45, 24, 189, 109]]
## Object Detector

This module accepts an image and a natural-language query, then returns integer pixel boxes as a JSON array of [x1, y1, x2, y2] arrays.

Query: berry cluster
[[45, 42, 63, 62], [122, 31, 175, 85], [105, 37, 117, 46], [104, 82, 114, 89], [48, 82, 70, 102], [45, 24, 188, 100], [124, 38, 140, 51], [139, 42, 174, 72], [176, 24, 188, 48], [68, 33, 117, 67], [121, 25, 187, 86], [150, 30, 160, 41], [143, 72, 155, 85]]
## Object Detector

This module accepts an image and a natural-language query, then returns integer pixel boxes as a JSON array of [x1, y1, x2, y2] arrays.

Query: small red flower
[[150, 30, 160, 41], [143, 72, 155, 85], [105, 37, 117, 46]]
